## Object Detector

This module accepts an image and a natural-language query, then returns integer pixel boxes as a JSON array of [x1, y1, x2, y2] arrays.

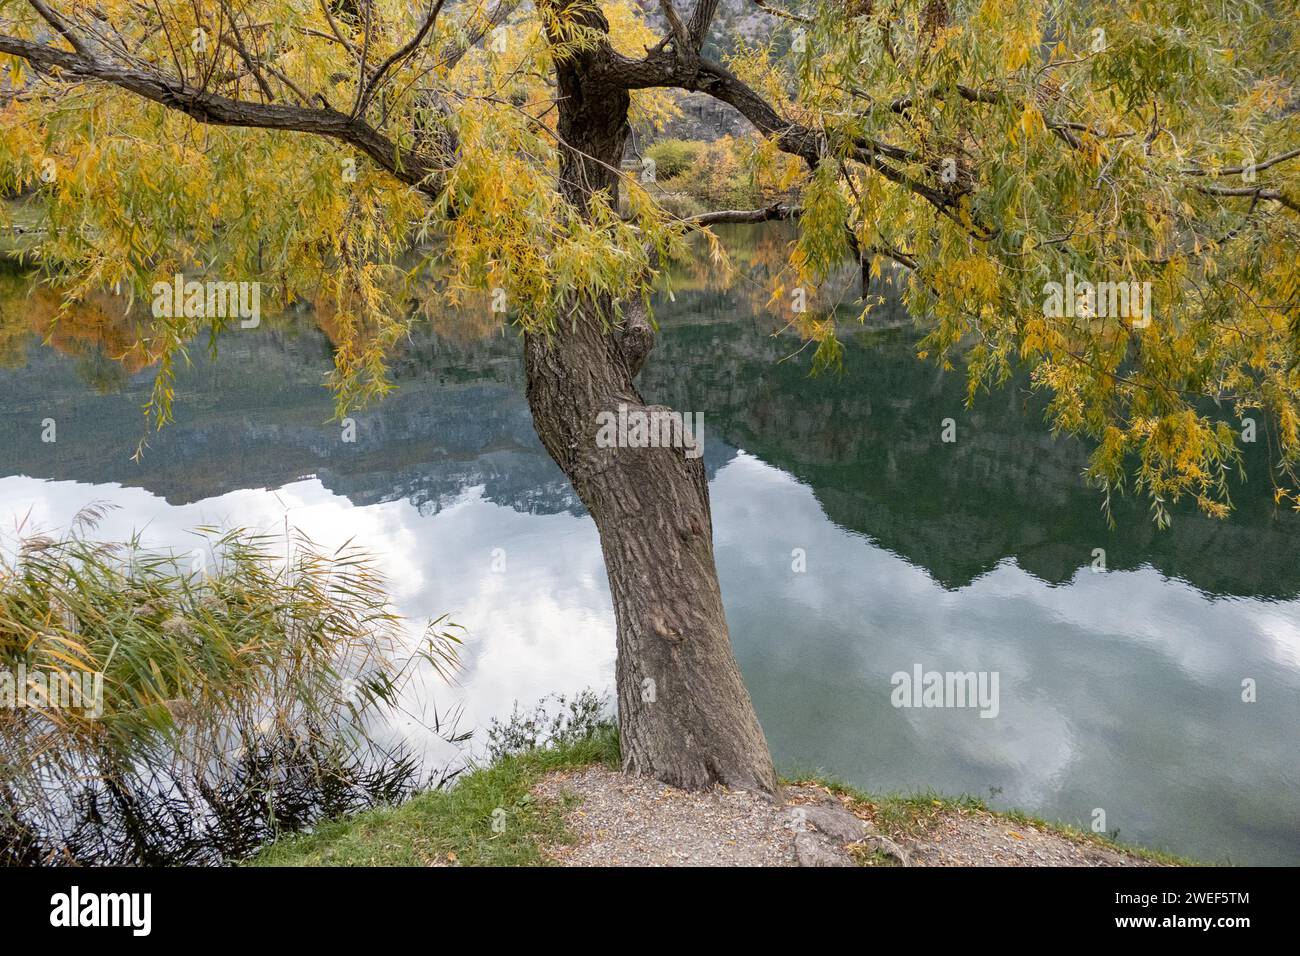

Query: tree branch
[[25, 0, 90, 55], [686, 0, 721, 48], [749, 0, 811, 25], [354, 0, 447, 118], [1181, 148, 1300, 177], [0, 35, 448, 196], [687, 202, 799, 226], [440, 0, 523, 71], [1196, 183, 1300, 214]]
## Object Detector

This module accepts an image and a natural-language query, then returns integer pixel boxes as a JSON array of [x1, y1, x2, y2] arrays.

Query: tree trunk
[[521, 17, 777, 794]]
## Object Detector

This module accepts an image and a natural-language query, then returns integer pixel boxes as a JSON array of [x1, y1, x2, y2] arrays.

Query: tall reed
[[0, 503, 462, 864]]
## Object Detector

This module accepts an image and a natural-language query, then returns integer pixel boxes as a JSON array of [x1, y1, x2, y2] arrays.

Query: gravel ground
[[901, 811, 1144, 866], [533, 767, 1157, 867], [533, 766, 797, 866]]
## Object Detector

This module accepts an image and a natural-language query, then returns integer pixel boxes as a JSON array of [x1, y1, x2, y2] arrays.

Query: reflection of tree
[[71, 349, 131, 394], [2, 234, 1296, 600], [0, 268, 33, 367], [668, 223, 797, 306], [642, 308, 1300, 600], [0, 224, 859, 389], [308, 261, 508, 353], [418, 289, 508, 344], [0, 258, 512, 397], [663, 223, 910, 342], [0, 269, 161, 380]]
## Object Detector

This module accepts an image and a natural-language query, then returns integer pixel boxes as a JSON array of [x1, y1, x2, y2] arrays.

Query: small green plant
[[485, 690, 609, 763]]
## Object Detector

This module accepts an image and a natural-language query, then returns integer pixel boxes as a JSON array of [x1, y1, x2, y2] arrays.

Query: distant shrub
[[657, 190, 707, 219], [645, 139, 701, 180], [646, 135, 803, 211]]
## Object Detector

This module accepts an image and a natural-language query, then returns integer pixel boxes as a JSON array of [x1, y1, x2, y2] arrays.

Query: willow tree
[[1, 0, 1297, 793]]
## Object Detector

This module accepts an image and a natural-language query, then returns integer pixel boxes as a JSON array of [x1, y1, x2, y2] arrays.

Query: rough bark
[[524, 306, 777, 794], [523, 4, 777, 793]]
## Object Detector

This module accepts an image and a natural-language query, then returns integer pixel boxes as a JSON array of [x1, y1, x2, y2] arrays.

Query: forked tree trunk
[[521, 21, 777, 794]]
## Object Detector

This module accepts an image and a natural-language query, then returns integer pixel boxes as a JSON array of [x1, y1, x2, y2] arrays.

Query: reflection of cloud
[[1231, 606, 1300, 671], [709, 452, 1300, 864], [984, 563, 1284, 684], [3, 453, 1299, 864], [386, 485, 615, 762], [0, 474, 615, 772]]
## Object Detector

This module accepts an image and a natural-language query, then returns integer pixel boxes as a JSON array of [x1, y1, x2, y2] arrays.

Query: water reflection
[[0, 231, 1297, 864]]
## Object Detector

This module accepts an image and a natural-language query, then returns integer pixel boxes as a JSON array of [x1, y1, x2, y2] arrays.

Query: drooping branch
[[883, 82, 1087, 149], [1182, 148, 1300, 213], [594, 32, 992, 236], [1181, 148, 1300, 177], [749, 0, 812, 26], [681, 57, 977, 225], [317, 0, 358, 55], [881, 84, 1300, 215], [0, 35, 449, 196], [618, 42, 1300, 250], [25, 0, 89, 55], [1196, 184, 1300, 214]]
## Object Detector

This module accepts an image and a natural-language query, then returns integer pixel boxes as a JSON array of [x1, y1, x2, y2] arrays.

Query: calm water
[[1, 241, 1298, 864]]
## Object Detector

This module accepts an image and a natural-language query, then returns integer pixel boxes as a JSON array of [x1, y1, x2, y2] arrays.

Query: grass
[[250, 724, 620, 866], [253, 729, 1196, 867]]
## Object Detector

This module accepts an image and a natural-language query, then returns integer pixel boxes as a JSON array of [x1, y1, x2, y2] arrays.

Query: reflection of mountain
[[0, 326, 566, 515], [642, 298, 1299, 599], [0, 322, 736, 519], [0, 279, 1295, 599]]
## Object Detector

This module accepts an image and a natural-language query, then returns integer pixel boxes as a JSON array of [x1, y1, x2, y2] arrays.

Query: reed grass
[[0, 502, 461, 864]]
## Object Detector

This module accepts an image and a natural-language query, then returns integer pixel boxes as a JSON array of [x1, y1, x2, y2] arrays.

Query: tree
[[1, 0, 1297, 794]]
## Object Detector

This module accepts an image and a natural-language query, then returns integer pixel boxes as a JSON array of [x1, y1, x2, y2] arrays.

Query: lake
[[1, 231, 1297, 865]]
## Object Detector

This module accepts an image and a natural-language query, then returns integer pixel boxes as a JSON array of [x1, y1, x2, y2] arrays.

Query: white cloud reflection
[[2, 452, 1298, 863]]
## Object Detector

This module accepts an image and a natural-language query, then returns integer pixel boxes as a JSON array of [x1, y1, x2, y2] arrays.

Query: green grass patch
[[250, 724, 620, 867]]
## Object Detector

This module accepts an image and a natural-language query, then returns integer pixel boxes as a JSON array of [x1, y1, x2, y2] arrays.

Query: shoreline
[[252, 728, 1197, 868]]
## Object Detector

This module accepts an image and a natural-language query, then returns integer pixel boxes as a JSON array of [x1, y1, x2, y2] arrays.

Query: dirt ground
[[533, 766, 1160, 867]]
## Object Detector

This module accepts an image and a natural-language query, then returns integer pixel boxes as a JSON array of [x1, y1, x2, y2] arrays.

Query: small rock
[[860, 834, 911, 866], [801, 803, 869, 844], [794, 831, 855, 867]]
